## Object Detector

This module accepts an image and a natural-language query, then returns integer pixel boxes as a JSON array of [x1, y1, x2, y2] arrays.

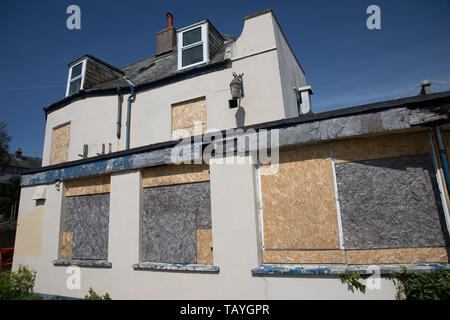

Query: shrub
[[391, 267, 450, 300], [84, 287, 111, 300], [0, 265, 37, 300]]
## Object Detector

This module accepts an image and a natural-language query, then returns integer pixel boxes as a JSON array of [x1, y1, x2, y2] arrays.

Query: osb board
[[346, 247, 450, 265], [173, 124, 207, 140], [263, 250, 346, 264], [333, 132, 430, 163], [60, 232, 73, 259], [172, 97, 206, 139], [50, 123, 70, 165], [64, 175, 110, 197], [142, 164, 210, 188], [197, 229, 213, 264], [261, 145, 340, 250], [14, 207, 44, 257]]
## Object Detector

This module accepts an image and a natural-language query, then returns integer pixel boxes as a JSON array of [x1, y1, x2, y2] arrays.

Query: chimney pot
[[15, 148, 22, 158], [420, 80, 432, 95], [167, 12, 173, 28]]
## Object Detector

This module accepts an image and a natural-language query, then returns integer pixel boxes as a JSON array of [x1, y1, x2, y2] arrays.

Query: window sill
[[52, 259, 112, 268], [132, 262, 219, 273], [251, 263, 450, 276]]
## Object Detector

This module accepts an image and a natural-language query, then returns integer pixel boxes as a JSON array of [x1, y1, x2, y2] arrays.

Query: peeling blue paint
[[251, 263, 450, 276], [132, 262, 220, 273]]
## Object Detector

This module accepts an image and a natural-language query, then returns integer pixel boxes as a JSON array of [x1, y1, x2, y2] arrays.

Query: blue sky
[[1, 0, 450, 158]]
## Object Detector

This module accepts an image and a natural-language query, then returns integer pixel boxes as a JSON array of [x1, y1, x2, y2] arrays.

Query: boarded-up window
[[260, 132, 450, 265], [141, 164, 213, 264], [172, 97, 207, 140], [333, 132, 450, 264], [50, 123, 71, 165], [260, 144, 342, 264], [60, 175, 110, 260]]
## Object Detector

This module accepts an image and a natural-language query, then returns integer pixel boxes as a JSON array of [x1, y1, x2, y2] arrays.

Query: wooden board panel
[[444, 132, 450, 161], [346, 247, 449, 264], [65, 175, 110, 197], [197, 229, 213, 264], [263, 250, 346, 264], [60, 232, 73, 259], [142, 164, 210, 188], [261, 144, 340, 250], [50, 123, 70, 165], [14, 207, 44, 257], [172, 97, 206, 139], [333, 132, 430, 163]]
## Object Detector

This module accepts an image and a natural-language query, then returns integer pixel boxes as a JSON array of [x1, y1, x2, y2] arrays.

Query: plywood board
[[172, 97, 206, 139], [60, 232, 73, 259], [333, 132, 430, 163], [197, 229, 213, 264], [50, 123, 71, 165], [14, 207, 44, 257], [346, 247, 449, 265], [263, 250, 346, 264], [142, 164, 210, 188], [65, 175, 110, 197], [261, 144, 340, 250]]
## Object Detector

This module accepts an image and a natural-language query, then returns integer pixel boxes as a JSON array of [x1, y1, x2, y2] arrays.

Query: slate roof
[[88, 33, 235, 91], [6, 153, 41, 170]]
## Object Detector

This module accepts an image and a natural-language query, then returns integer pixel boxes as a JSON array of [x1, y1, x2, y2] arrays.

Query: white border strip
[[330, 143, 345, 249], [255, 157, 265, 251]]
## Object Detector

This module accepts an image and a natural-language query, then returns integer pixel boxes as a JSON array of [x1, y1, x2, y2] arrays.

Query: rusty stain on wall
[[333, 132, 430, 163], [261, 144, 340, 251], [142, 164, 210, 188], [50, 123, 71, 165], [65, 175, 111, 197], [172, 97, 207, 139], [197, 229, 213, 264]]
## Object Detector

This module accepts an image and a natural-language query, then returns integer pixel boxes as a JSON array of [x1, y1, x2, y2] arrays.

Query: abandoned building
[[12, 9, 450, 299]]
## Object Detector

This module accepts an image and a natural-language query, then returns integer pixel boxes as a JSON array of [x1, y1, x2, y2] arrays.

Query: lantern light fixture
[[229, 72, 244, 108]]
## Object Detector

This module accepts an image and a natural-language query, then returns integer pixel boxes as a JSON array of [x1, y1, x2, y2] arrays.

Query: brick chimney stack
[[15, 148, 22, 159], [156, 12, 176, 55]]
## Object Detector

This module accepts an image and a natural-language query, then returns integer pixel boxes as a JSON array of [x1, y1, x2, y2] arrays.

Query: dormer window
[[66, 59, 86, 97], [177, 22, 209, 70]]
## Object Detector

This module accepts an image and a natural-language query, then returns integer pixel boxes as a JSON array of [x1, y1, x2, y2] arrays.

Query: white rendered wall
[[13, 157, 397, 299]]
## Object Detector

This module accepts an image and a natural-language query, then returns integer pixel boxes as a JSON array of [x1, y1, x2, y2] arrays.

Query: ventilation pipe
[[294, 86, 313, 114]]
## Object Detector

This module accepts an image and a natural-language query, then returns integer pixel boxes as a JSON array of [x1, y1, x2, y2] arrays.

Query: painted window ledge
[[251, 263, 450, 276], [53, 259, 112, 268], [132, 262, 220, 273]]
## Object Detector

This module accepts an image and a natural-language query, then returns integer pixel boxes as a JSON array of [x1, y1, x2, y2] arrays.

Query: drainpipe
[[116, 85, 122, 139], [435, 126, 450, 195], [126, 83, 136, 150]]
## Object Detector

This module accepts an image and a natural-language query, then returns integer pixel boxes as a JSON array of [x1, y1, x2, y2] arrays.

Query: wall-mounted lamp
[[229, 72, 244, 108]]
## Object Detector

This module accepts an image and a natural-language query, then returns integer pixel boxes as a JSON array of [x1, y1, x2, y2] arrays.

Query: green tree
[[0, 121, 11, 169]]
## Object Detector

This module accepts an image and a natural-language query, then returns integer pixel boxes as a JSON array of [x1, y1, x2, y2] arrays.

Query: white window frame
[[177, 22, 209, 70], [65, 59, 87, 97]]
